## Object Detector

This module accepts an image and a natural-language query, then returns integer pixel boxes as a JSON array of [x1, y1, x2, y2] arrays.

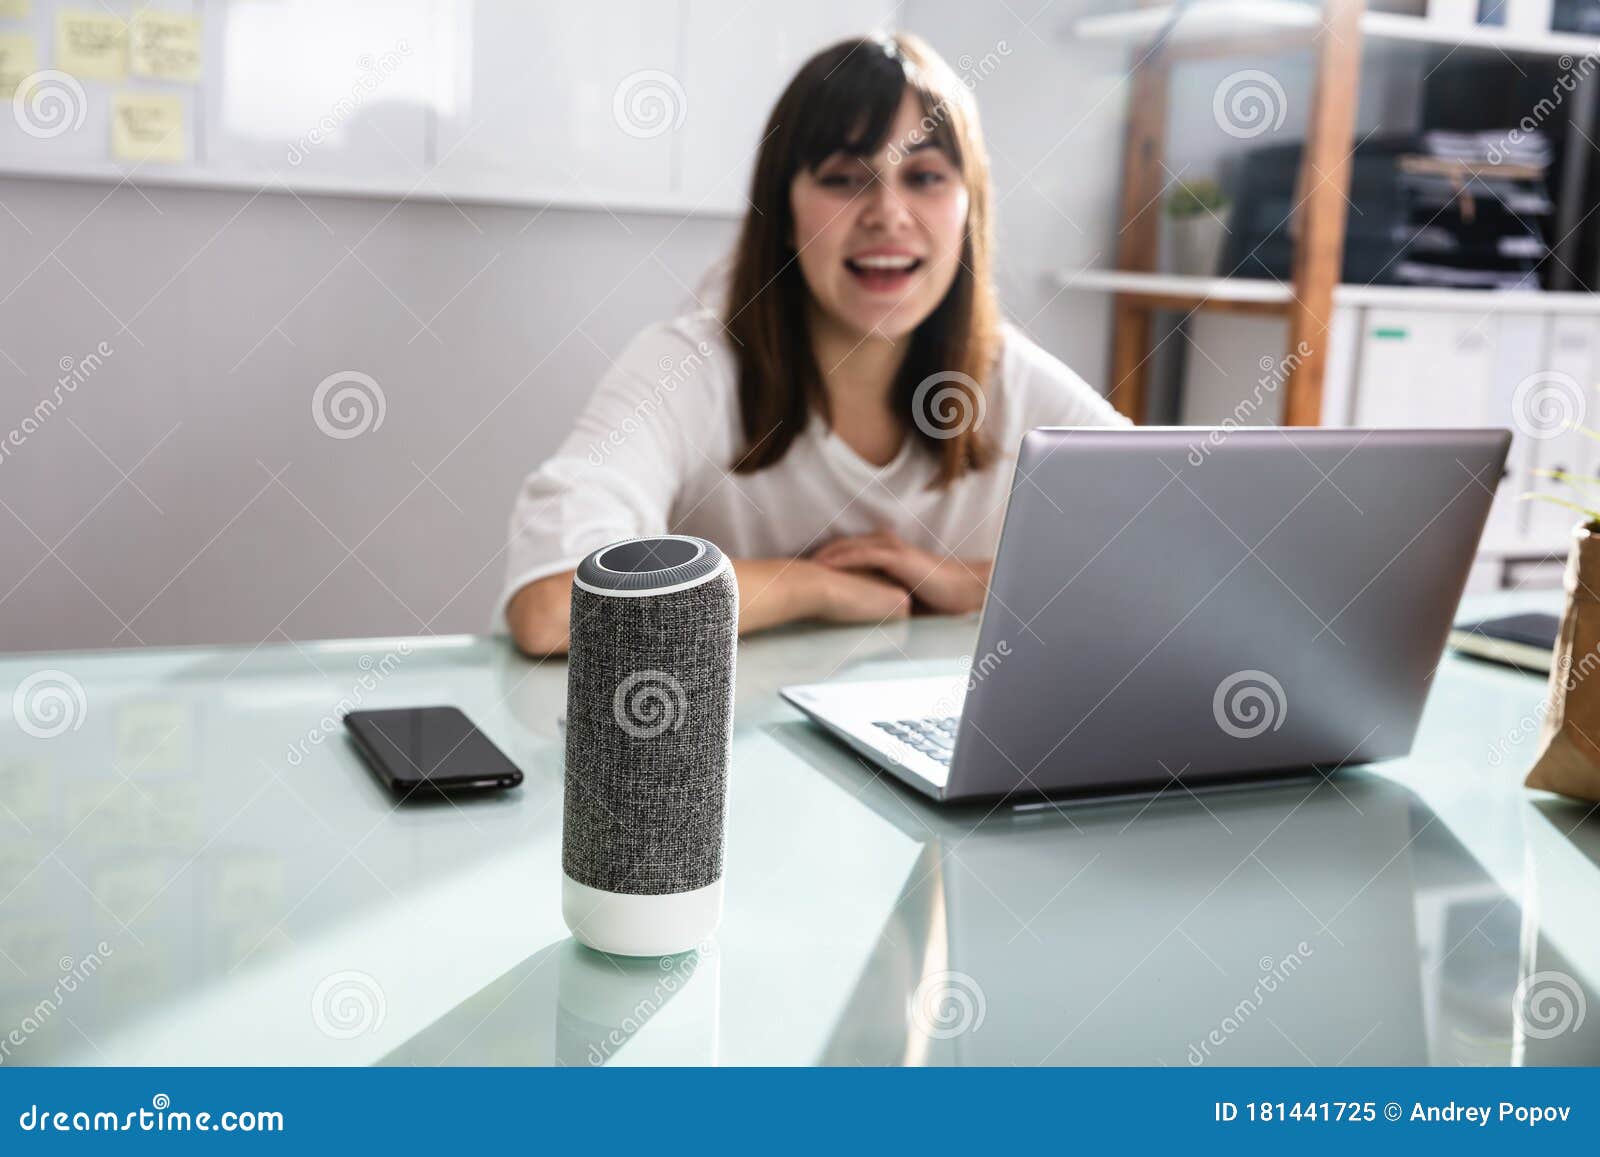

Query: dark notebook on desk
[[1448, 613, 1559, 673]]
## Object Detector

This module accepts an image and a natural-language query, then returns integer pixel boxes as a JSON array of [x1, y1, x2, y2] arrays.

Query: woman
[[502, 33, 1127, 656]]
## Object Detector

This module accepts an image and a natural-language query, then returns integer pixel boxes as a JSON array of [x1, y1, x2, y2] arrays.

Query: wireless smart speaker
[[561, 535, 738, 956]]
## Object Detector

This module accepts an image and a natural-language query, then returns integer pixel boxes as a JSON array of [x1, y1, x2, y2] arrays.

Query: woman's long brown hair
[[723, 33, 1001, 488]]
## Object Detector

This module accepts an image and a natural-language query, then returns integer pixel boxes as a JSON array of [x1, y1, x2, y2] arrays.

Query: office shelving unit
[[1079, 0, 1600, 56], [1054, 270, 1600, 313], [1072, 0, 1600, 424]]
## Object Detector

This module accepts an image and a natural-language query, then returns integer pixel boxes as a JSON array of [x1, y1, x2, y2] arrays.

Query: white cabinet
[[203, 0, 433, 183], [3, 0, 884, 215], [1351, 310, 1497, 427], [1338, 303, 1600, 574], [428, 0, 891, 212], [1524, 315, 1600, 544], [1488, 313, 1553, 550], [1350, 309, 1531, 549], [431, 1, 682, 206], [678, 0, 896, 212], [425, 0, 896, 211], [1160, 294, 1597, 583]]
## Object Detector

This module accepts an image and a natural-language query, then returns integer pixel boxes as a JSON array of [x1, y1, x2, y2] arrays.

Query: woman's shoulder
[[631, 309, 736, 374], [601, 309, 739, 411], [994, 320, 1128, 428], [997, 320, 1088, 393]]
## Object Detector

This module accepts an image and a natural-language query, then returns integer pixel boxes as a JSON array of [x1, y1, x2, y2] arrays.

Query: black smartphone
[[343, 706, 523, 797]]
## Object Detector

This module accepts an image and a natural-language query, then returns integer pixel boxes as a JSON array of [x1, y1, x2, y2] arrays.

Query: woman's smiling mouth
[[844, 251, 924, 293]]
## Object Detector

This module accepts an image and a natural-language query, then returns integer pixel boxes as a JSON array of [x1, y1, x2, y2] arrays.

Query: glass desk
[[1, 595, 1597, 1066]]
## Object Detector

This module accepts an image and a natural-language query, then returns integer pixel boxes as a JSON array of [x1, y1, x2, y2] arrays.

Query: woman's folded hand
[[806, 560, 913, 624], [811, 531, 990, 615]]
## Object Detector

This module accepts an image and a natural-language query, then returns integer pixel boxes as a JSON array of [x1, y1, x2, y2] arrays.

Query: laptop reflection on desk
[[775, 720, 1598, 1067]]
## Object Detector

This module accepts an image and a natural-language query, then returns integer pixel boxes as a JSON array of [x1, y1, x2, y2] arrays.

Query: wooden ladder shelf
[[1107, 0, 1366, 425]]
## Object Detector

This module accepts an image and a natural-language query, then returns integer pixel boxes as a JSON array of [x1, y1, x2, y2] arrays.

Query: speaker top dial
[[574, 534, 730, 597]]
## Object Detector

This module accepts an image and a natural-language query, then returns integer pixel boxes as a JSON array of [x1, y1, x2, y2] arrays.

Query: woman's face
[[789, 91, 970, 344]]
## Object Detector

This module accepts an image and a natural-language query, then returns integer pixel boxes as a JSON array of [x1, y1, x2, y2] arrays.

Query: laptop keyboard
[[873, 717, 957, 765]]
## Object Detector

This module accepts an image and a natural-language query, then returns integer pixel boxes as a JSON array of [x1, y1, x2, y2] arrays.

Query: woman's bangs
[[905, 79, 965, 170], [791, 45, 908, 172], [791, 56, 968, 175]]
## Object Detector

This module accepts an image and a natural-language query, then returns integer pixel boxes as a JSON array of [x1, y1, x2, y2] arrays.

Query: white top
[[497, 310, 1129, 622]]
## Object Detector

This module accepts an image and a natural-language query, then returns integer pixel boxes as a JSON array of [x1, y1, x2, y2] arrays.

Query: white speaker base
[[562, 875, 723, 957]]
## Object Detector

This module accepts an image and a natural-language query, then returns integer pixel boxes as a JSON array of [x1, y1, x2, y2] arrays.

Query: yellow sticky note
[[130, 10, 200, 83], [0, 1, 31, 22], [0, 32, 34, 98], [57, 9, 126, 81], [112, 91, 186, 163]]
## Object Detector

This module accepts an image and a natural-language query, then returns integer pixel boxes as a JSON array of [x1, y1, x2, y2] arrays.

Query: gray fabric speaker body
[[561, 535, 738, 956]]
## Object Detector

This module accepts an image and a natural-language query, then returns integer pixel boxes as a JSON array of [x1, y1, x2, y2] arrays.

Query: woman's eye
[[817, 172, 863, 190], [905, 169, 947, 188]]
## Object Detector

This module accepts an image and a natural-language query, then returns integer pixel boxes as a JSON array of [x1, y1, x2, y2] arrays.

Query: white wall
[[905, 0, 1126, 385], [0, 180, 737, 651], [0, 1, 1131, 652]]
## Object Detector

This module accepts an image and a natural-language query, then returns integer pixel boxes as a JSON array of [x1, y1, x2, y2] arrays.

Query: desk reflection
[[5, 619, 1595, 1066], [773, 723, 1600, 1067], [381, 939, 719, 1066]]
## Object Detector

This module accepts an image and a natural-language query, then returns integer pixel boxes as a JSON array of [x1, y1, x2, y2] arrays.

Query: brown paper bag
[[1526, 522, 1600, 802]]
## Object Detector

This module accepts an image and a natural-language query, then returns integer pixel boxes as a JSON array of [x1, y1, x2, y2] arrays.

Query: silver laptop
[[781, 426, 1511, 803]]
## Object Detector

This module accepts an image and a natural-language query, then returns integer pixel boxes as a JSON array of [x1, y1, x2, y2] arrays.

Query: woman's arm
[[506, 558, 912, 657], [497, 324, 715, 642]]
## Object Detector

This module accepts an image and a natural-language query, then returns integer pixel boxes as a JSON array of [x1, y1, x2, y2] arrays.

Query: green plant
[[1166, 179, 1229, 220], [1523, 423, 1600, 526]]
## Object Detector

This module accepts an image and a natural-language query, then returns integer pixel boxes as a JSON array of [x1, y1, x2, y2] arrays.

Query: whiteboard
[[0, 0, 895, 217]]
